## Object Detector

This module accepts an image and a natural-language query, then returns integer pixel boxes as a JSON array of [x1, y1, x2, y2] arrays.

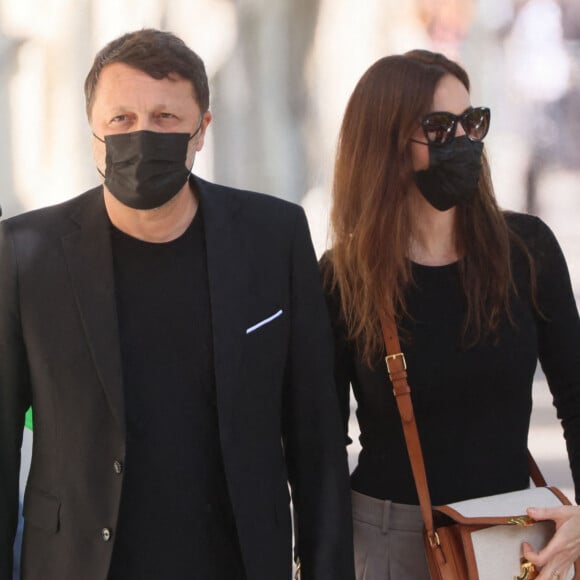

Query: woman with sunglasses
[[321, 49, 580, 579]]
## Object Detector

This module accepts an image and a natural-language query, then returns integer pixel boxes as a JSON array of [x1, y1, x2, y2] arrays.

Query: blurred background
[[3, 0, 580, 574], [1, 0, 579, 251], [0, 0, 578, 247]]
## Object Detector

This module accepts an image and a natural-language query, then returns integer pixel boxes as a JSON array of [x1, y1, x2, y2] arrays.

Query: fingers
[[533, 563, 571, 579], [523, 541, 547, 568], [527, 506, 547, 521], [527, 505, 579, 524], [523, 540, 575, 579], [521, 506, 580, 579], [527, 506, 565, 523]]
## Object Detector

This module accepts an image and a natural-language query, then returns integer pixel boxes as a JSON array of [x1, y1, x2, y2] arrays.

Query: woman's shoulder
[[504, 210, 542, 235], [504, 210, 559, 254], [504, 211, 569, 284]]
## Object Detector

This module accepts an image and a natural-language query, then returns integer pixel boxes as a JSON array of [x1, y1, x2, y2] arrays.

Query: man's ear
[[195, 110, 213, 152]]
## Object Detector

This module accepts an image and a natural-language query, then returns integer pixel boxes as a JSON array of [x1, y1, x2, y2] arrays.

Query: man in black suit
[[0, 29, 354, 580]]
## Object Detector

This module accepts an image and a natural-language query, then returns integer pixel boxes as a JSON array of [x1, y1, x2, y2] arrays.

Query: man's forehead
[[93, 63, 197, 106], [99, 63, 185, 84]]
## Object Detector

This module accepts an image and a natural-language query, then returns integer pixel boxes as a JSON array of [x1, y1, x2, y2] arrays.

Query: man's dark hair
[[84, 28, 209, 118]]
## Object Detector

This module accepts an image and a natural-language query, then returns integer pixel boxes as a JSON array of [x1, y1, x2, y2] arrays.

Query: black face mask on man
[[413, 135, 484, 212], [93, 121, 201, 210]]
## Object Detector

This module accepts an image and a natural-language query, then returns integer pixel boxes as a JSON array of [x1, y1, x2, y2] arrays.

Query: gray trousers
[[352, 491, 430, 580]]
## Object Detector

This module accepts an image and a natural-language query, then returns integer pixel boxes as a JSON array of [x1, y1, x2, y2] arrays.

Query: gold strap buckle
[[508, 516, 536, 527], [385, 352, 407, 375], [427, 531, 440, 548], [515, 558, 538, 579]]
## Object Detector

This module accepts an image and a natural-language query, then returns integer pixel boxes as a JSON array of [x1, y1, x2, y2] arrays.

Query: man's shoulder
[[2, 186, 102, 232], [195, 176, 302, 219]]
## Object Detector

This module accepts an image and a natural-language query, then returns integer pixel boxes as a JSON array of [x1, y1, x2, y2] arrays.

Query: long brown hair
[[328, 49, 519, 364]]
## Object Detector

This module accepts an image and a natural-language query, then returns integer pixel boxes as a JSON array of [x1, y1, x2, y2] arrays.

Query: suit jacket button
[[113, 460, 123, 474], [102, 528, 112, 542]]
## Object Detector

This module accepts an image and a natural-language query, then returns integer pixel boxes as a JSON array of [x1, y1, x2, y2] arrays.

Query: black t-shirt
[[107, 212, 245, 580], [322, 212, 580, 506]]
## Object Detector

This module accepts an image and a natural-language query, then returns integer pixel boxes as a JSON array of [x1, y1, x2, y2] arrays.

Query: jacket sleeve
[[0, 222, 32, 579], [319, 252, 355, 447], [532, 218, 580, 503], [281, 209, 355, 580]]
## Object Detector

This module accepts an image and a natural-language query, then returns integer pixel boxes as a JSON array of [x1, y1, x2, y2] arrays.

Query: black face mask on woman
[[413, 135, 484, 212], [94, 129, 196, 210]]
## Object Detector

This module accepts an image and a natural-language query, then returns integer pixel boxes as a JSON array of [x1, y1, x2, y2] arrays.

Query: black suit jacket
[[0, 176, 354, 580]]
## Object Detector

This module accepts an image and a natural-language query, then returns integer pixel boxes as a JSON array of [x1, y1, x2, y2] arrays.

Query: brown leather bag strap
[[379, 315, 437, 545], [528, 450, 547, 487], [379, 316, 547, 544]]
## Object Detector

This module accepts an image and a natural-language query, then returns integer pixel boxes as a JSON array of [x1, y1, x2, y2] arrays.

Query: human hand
[[522, 505, 580, 579]]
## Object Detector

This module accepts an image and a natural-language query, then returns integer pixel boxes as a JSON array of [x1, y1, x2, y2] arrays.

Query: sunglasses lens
[[422, 113, 456, 145], [463, 107, 490, 142]]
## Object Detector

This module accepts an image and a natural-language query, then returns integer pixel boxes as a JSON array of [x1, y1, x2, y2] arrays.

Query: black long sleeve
[[322, 212, 580, 505]]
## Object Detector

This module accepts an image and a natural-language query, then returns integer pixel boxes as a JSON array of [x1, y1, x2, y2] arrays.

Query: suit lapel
[[60, 179, 248, 436], [197, 177, 248, 443], [62, 189, 125, 431]]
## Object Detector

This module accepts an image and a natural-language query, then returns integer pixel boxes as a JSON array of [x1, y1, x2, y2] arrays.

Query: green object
[[25, 407, 33, 431]]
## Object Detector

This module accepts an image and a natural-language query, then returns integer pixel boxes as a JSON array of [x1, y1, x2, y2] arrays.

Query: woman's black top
[[321, 212, 580, 506]]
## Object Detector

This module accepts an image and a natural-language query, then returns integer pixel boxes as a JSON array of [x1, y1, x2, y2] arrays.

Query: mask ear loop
[[92, 133, 107, 178], [186, 114, 206, 176], [189, 114, 205, 140]]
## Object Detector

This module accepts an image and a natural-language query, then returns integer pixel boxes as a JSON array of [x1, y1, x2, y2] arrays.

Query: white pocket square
[[246, 309, 284, 334]]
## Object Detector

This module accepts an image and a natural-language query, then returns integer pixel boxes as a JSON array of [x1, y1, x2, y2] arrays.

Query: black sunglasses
[[416, 106, 490, 146]]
